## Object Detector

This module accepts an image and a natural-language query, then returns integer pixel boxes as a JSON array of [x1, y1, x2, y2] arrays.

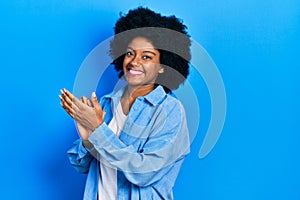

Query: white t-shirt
[[98, 102, 127, 200]]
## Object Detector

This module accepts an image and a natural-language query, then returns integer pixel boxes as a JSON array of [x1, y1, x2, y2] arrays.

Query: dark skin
[[60, 37, 163, 147], [59, 85, 154, 148], [120, 84, 154, 115], [59, 89, 105, 148]]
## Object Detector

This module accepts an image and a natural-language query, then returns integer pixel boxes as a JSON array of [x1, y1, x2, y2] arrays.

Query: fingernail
[[92, 92, 96, 98], [63, 88, 67, 92], [60, 89, 64, 94], [58, 95, 62, 99]]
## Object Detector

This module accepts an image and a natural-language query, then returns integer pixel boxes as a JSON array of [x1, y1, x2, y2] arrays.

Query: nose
[[130, 55, 141, 67]]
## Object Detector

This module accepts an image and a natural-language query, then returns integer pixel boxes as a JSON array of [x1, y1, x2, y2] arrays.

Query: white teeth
[[129, 69, 143, 75]]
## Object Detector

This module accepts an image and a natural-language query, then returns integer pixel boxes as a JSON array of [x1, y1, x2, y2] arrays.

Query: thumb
[[92, 92, 105, 124], [102, 110, 107, 121], [91, 92, 101, 111]]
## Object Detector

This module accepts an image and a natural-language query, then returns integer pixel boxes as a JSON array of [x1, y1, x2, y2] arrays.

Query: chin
[[125, 78, 143, 86], [126, 82, 143, 87]]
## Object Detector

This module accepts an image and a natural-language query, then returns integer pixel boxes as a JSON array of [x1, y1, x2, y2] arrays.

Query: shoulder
[[160, 94, 186, 118], [99, 87, 125, 104], [145, 86, 184, 108], [147, 89, 186, 125]]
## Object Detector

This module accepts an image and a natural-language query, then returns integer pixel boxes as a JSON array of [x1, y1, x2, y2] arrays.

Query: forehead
[[127, 37, 156, 50]]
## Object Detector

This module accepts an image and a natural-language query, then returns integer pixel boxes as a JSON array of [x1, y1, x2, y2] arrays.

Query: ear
[[158, 67, 164, 74]]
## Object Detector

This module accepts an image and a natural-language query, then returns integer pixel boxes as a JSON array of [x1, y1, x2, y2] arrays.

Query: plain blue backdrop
[[0, 0, 299, 199]]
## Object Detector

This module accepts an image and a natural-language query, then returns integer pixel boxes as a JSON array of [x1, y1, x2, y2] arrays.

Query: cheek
[[145, 65, 160, 76], [123, 58, 129, 70]]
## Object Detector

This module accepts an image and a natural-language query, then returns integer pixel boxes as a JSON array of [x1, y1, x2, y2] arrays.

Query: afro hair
[[109, 7, 191, 93]]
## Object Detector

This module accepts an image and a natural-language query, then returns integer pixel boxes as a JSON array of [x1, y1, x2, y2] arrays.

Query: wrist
[[82, 140, 93, 149], [92, 119, 103, 131]]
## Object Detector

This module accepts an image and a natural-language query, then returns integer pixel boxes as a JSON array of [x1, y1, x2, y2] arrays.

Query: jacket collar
[[142, 85, 167, 106], [102, 85, 167, 107]]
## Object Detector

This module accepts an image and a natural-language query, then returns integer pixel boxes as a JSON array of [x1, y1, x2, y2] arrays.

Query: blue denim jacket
[[67, 86, 190, 200]]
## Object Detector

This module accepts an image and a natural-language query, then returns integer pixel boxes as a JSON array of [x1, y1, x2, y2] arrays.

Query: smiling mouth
[[127, 68, 143, 76]]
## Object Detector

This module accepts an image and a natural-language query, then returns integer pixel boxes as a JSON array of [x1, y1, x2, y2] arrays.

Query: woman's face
[[123, 37, 163, 87]]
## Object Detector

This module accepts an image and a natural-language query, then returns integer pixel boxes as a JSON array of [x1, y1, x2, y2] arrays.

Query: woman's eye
[[126, 51, 133, 56], [142, 55, 152, 60]]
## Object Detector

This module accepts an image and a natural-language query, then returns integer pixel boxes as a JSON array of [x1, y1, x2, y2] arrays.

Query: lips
[[127, 68, 143, 76]]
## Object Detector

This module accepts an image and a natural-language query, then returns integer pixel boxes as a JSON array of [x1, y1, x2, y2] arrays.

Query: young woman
[[60, 7, 191, 200]]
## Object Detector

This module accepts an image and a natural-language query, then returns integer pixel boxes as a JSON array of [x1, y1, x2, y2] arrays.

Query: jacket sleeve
[[67, 139, 94, 174], [87, 100, 190, 187]]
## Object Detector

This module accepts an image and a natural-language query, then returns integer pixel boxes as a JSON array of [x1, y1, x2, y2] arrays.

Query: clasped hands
[[59, 88, 106, 141]]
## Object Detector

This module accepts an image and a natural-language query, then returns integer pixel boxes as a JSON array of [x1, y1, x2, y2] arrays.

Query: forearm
[[82, 140, 93, 150], [67, 139, 94, 174], [87, 121, 189, 180]]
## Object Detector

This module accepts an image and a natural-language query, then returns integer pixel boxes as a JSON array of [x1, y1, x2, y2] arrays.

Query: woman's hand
[[76, 96, 92, 142], [77, 96, 95, 149], [59, 88, 106, 140]]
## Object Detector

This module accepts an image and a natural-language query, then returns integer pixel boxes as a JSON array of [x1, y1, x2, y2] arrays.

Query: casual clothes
[[67, 86, 190, 200]]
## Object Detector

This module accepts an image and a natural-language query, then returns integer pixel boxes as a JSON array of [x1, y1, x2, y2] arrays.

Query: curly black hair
[[109, 7, 191, 93]]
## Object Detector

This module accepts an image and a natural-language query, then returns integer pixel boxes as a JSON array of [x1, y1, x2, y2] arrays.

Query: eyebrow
[[127, 46, 157, 56]]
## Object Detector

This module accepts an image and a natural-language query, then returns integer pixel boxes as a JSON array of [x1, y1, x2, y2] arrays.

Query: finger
[[91, 92, 102, 112], [60, 97, 76, 114], [59, 94, 70, 107], [61, 91, 80, 111], [60, 89, 73, 105], [62, 88, 82, 109], [62, 106, 75, 119], [60, 100, 76, 118], [82, 96, 88, 105], [87, 98, 92, 107], [58, 95, 75, 119]]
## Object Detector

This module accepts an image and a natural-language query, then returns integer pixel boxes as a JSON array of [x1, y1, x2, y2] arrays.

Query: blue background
[[0, 0, 299, 199]]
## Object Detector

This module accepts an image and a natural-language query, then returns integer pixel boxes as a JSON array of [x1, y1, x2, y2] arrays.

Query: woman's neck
[[126, 84, 155, 100], [121, 84, 155, 115]]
